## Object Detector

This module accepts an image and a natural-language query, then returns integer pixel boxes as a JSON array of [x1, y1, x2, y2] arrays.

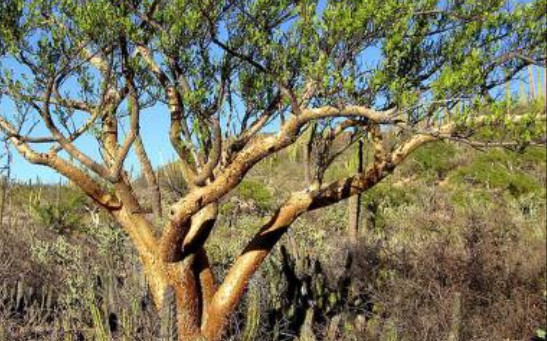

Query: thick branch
[[193, 118, 222, 186], [202, 132, 440, 338], [39, 81, 110, 177], [0, 117, 119, 209], [134, 135, 162, 218], [106, 89, 139, 182], [136, 44, 198, 183], [160, 105, 397, 261]]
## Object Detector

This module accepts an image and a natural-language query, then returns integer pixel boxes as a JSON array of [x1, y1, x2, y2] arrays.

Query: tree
[[0, 0, 545, 339]]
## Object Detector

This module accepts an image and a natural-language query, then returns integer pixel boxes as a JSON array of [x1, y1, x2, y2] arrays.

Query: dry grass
[[0, 144, 545, 340]]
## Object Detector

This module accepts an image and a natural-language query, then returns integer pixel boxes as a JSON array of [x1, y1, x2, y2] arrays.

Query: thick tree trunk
[[112, 208, 166, 306], [200, 154, 415, 339], [114, 206, 217, 341], [202, 193, 312, 340], [106, 135, 434, 341]]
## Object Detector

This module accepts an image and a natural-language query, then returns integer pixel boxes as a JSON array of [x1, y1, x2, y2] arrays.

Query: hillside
[[0, 142, 546, 341]]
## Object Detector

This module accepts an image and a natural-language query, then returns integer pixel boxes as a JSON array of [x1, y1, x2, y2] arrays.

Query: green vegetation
[[28, 187, 88, 235], [234, 180, 274, 211], [401, 142, 458, 180], [1, 141, 544, 340], [450, 148, 542, 197]]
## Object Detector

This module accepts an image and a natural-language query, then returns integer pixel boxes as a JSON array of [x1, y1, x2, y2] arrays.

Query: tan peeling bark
[[134, 135, 163, 218], [195, 248, 216, 322], [161, 218, 193, 262], [112, 209, 166, 308], [161, 106, 399, 253], [202, 193, 313, 340], [200, 134, 439, 339], [108, 130, 436, 340], [169, 258, 202, 340], [74, 121, 436, 341], [183, 204, 218, 255]]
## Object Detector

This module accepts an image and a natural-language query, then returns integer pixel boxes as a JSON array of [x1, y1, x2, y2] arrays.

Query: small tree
[[0, 1, 545, 339]]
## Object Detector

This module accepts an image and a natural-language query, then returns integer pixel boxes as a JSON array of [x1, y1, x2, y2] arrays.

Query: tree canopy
[[0, 1, 545, 340]]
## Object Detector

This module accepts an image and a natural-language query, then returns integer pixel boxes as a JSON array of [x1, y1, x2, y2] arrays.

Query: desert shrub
[[450, 149, 540, 197], [449, 185, 494, 208], [517, 146, 547, 182], [237, 241, 375, 341], [363, 182, 414, 208], [1, 126, 544, 341], [219, 199, 237, 216], [28, 187, 88, 235], [519, 146, 547, 165], [30, 235, 91, 308], [361, 182, 416, 230], [156, 162, 188, 201], [352, 203, 546, 341], [234, 180, 273, 211], [399, 141, 458, 180]]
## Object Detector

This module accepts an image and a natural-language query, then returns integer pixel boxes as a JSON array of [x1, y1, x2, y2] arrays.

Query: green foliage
[[459, 97, 547, 146], [0, 0, 23, 54], [234, 180, 274, 211], [450, 149, 541, 197], [30, 235, 89, 307], [517, 146, 547, 173], [219, 200, 237, 216], [401, 142, 458, 180], [1, 0, 543, 136], [449, 186, 495, 208], [362, 182, 415, 231], [29, 187, 87, 235], [363, 182, 413, 209]]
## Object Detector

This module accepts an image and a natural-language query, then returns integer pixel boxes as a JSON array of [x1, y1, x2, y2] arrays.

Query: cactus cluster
[[241, 245, 373, 340], [0, 280, 55, 327]]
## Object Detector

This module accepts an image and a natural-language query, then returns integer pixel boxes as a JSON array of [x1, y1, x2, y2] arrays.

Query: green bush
[[412, 142, 457, 175], [219, 200, 237, 216], [474, 148, 517, 164], [362, 182, 416, 230], [29, 188, 88, 235], [518, 146, 547, 170], [449, 186, 494, 208], [399, 141, 458, 180], [363, 182, 414, 208], [235, 180, 274, 210], [450, 149, 540, 197]]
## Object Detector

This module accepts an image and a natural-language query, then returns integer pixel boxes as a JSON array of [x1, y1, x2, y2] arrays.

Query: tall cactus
[[266, 245, 370, 340], [242, 283, 261, 341]]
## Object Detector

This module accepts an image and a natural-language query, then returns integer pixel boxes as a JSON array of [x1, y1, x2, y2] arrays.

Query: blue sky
[[0, 0, 545, 183], [2, 102, 177, 183], [3, 67, 544, 184]]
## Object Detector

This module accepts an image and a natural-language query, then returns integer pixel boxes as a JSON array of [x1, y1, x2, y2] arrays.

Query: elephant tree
[[0, 0, 545, 339]]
